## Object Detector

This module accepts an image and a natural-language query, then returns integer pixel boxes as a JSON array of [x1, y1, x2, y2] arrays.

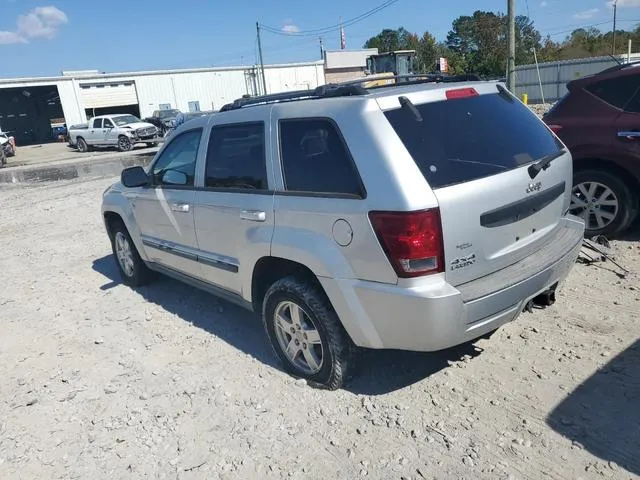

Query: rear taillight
[[547, 124, 563, 134], [368, 209, 444, 278], [446, 88, 479, 100]]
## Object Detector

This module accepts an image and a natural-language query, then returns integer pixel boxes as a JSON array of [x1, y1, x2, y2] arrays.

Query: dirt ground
[[0, 177, 639, 480]]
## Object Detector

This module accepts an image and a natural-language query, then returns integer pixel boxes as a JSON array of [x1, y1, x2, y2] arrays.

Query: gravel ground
[[0, 178, 639, 480]]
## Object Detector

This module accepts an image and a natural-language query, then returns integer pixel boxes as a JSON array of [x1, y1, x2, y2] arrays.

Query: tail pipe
[[524, 283, 558, 312]]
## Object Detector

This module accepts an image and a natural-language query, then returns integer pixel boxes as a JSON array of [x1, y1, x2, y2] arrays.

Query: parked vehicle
[[144, 109, 181, 136], [543, 62, 640, 237], [102, 78, 585, 389], [68, 115, 159, 153], [0, 131, 16, 166]]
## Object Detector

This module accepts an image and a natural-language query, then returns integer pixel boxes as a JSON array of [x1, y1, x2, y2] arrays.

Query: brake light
[[369, 209, 444, 278], [547, 124, 563, 134], [446, 88, 479, 100]]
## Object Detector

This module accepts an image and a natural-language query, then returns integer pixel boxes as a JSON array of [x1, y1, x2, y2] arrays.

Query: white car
[[68, 114, 159, 153]]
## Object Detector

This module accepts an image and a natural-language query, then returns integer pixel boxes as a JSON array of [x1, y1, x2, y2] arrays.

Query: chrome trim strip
[[141, 235, 238, 273]]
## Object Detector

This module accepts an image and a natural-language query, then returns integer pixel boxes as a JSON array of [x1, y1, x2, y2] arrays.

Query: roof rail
[[218, 72, 484, 111], [598, 59, 640, 76]]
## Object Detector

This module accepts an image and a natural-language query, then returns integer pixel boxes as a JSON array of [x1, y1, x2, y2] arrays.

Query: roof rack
[[219, 73, 483, 111]]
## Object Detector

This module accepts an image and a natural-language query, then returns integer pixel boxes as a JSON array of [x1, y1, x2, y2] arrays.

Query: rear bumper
[[321, 215, 584, 351]]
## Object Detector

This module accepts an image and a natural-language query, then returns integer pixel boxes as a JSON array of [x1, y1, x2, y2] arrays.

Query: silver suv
[[101, 78, 585, 389]]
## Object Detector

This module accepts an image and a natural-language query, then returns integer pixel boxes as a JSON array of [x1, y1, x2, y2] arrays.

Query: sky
[[1, 0, 639, 78]]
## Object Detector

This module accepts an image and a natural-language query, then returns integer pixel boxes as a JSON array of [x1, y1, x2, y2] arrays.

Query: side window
[[279, 119, 364, 197], [103, 119, 114, 128], [92, 118, 102, 128], [151, 128, 202, 187], [204, 122, 268, 190], [586, 75, 640, 109]]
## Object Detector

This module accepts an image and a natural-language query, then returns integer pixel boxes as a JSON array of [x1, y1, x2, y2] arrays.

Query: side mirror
[[121, 166, 149, 188], [162, 170, 188, 186]]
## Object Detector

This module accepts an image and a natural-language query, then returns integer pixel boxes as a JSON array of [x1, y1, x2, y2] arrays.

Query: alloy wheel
[[570, 181, 619, 231], [273, 301, 324, 375]]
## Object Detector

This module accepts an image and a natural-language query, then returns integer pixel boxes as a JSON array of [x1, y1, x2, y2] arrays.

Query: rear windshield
[[384, 91, 563, 189]]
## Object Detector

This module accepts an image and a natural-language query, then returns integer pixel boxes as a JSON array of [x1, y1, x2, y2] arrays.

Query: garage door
[[79, 81, 138, 108]]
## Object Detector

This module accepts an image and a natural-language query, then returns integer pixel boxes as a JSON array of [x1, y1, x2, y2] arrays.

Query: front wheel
[[570, 169, 636, 238], [110, 221, 153, 287], [262, 276, 354, 390], [117, 135, 133, 152]]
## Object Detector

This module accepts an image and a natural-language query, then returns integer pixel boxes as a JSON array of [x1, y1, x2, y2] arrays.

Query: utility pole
[[256, 22, 268, 95], [612, 0, 618, 56], [319, 37, 324, 60], [507, 0, 516, 93]]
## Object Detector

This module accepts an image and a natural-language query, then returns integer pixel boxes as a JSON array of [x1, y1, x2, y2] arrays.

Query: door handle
[[618, 131, 640, 140], [240, 209, 266, 222], [170, 203, 190, 213]]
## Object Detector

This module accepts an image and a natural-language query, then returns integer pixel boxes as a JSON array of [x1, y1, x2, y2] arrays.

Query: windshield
[[159, 110, 180, 119], [112, 115, 141, 126], [384, 91, 563, 189]]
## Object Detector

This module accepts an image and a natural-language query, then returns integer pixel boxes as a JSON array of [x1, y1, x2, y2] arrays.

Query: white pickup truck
[[68, 114, 159, 153]]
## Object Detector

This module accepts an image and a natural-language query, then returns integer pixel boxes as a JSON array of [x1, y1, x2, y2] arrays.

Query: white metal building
[[0, 61, 325, 144]]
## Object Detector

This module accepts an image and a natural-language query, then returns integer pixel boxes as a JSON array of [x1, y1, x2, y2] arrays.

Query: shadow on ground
[[92, 255, 483, 395], [547, 339, 640, 476], [620, 216, 640, 242]]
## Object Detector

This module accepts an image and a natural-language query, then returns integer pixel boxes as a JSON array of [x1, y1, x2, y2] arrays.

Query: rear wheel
[[76, 137, 88, 153], [262, 276, 354, 390], [117, 135, 133, 152], [570, 169, 636, 237], [0, 147, 6, 167]]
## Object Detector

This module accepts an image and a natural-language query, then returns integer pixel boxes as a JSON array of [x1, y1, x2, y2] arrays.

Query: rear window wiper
[[528, 150, 565, 179], [398, 96, 423, 122]]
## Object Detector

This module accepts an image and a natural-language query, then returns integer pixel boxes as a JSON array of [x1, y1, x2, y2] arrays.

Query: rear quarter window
[[384, 91, 563, 189], [585, 74, 640, 110]]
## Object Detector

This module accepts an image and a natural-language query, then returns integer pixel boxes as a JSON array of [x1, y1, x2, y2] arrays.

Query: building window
[[159, 103, 172, 111], [188, 101, 201, 113]]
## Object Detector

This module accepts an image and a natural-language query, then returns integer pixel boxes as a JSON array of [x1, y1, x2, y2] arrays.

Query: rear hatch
[[381, 83, 571, 286]]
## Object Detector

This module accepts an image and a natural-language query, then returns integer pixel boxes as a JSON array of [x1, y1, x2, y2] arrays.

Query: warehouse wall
[[0, 62, 327, 134]]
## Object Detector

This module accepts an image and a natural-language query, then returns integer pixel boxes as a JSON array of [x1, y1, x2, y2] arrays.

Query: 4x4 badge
[[526, 181, 542, 194]]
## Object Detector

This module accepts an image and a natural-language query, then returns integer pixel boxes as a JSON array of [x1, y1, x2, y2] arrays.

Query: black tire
[[109, 220, 153, 287], [0, 147, 6, 167], [76, 137, 88, 153], [262, 276, 354, 390], [117, 135, 133, 152], [571, 169, 636, 238]]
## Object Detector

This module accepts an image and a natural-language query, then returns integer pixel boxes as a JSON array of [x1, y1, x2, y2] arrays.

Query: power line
[[259, 0, 401, 37]]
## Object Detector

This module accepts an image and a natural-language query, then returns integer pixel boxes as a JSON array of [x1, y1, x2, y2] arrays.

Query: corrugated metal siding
[[515, 53, 640, 103]]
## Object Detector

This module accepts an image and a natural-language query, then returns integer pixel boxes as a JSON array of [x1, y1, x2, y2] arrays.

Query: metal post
[[628, 39, 632, 63], [507, 0, 516, 93], [256, 22, 268, 95], [319, 37, 324, 60], [612, 0, 617, 55]]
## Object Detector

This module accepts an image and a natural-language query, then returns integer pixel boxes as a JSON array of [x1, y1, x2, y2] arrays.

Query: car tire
[[571, 169, 636, 238], [76, 137, 88, 153], [262, 275, 354, 390], [110, 220, 153, 287], [0, 147, 6, 167], [117, 135, 133, 152]]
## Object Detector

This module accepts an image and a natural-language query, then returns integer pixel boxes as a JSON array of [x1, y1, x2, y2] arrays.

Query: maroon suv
[[543, 62, 640, 237]]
